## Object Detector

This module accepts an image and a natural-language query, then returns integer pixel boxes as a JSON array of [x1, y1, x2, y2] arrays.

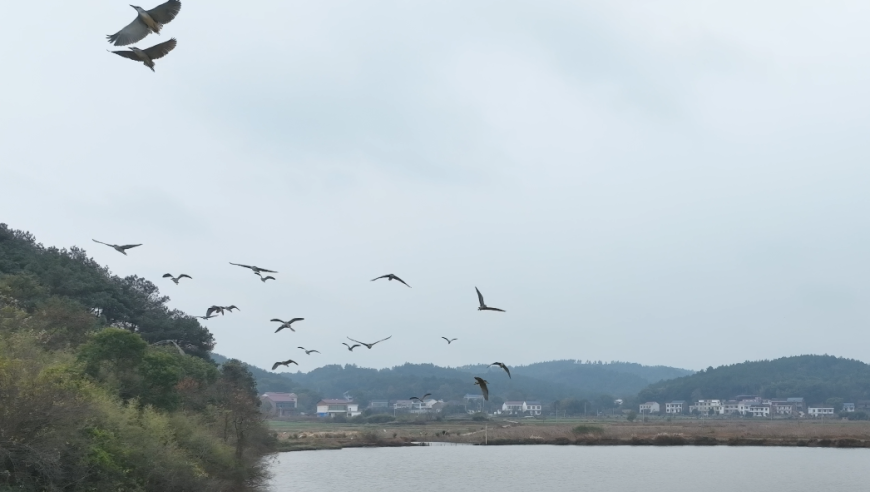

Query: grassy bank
[[269, 418, 870, 451]]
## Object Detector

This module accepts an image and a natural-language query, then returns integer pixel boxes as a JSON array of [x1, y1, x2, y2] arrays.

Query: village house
[[316, 399, 361, 418], [689, 400, 722, 414], [639, 402, 660, 414], [719, 400, 739, 415], [500, 401, 542, 416], [259, 392, 297, 417], [843, 403, 855, 412], [524, 401, 542, 415], [665, 401, 685, 414], [808, 406, 835, 418], [747, 403, 770, 417]]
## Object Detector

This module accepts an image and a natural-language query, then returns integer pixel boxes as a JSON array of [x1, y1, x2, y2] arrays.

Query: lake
[[269, 445, 870, 491]]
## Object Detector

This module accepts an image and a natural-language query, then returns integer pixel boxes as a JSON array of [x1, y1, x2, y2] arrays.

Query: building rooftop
[[318, 399, 354, 405], [504, 401, 525, 406], [526, 401, 541, 405], [261, 392, 297, 402]]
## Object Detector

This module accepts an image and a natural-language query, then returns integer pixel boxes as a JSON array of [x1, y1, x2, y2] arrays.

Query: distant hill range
[[638, 355, 870, 404], [213, 354, 694, 409]]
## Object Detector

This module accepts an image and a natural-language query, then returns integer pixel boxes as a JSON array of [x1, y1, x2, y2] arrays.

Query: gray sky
[[3, 0, 870, 373]]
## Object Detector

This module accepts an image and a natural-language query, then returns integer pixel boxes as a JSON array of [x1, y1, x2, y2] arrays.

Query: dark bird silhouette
[[342, 343, 360, 352], [107, 0, 182, 46], [271, 318, 304, 333], [476, 287, 505, 312], [224, 305, 239, 313], [371, 274, 411, 288], [92, 239, 142, 255], [259, 275, 276, 283], [206, 305, 239, 317], [153, 339, 184, 356], [410, 393, 432, 402], [271, 359, 298, 370], [230, 262, 278, 275], [490, 362, 511, 379], [473, 377, 490, 401], [162, 273, 192, 284], [298, 347, 320, 355], [441, 337, 458, 344], [346, 336, 392, 349], [110, 38, 177, 72], [195, 314, 218, 320]]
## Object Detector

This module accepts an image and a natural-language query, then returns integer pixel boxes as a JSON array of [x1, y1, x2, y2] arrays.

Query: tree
[[626, 411, 637, 422]]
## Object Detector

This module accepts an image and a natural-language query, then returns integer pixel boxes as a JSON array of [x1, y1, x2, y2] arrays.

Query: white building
[[689, 400, 722, 415], [843, 403, 855, 413], [720, 400, 739, 415], [524, 401, 543, 416], [747, 404, 770, 417], [665, 401, 685, 414], [316, 399, 361, 417], [501, 401, 542, 416], [639, 402, 660, 413], [808, 406, 835, 418]]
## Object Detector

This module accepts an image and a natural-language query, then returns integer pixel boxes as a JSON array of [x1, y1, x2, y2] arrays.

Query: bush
[[572, 425, 604, 435], [626, 411, 637, 422], [471, 413, 488, 421]]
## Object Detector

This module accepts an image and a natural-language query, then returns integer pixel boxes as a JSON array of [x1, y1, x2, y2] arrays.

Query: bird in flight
[[110, 38, 177, 72], [490, 362, 511, 379], [271, 359, 298, 370], [346, 336, 392, 349], [153, 339, 185, 356], [410, 393, 432, 402], [272, 318, 304, 333], [473, 377, 490, 401], [162, 273, 192, 285], [371, 274, 411, 288], [441, 337, 458, 344], [298, 347, 320, 355], [342, 343, 360, 352], [259, 275, 276, 283], [230, 263, 278, 275], [195, 314, 217, 320], [476, 287, 505, 312], [92, 239, 142, 256], [107, 0, 182, 46], [206, 305, 239, 317]]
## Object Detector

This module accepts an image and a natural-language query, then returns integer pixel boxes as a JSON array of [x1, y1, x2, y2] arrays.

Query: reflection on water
[[269, 445, 870, 491]]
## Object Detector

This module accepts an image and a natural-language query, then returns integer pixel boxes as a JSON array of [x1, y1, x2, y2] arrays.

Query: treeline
[[638, 355, 870, 404], [0, 225, 273, 491]]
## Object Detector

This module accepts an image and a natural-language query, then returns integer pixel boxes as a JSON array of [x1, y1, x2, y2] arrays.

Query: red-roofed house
[[316, 399, 361, 418], [260, 392, 298, 417]]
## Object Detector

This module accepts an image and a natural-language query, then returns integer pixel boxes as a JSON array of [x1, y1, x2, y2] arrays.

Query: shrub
[[572, 425, 604, 435]]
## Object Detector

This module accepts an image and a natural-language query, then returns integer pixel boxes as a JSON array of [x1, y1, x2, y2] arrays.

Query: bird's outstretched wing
[[162, 273, 172, 278], [422, 393, 431, 400], [485, 307, 506, 312], [347, 337, 365, 345], [441, 337, 450, 342], [271, 362, 282, 370], [225, 305, 239, 312], [148, 0, 182, 24], [394, 276, 411, 288], [92, 239, 113, 247], [178, 274, 192, 280], [372, 335, 392, 345], [289, 318, 304, 323], [230, 262, 254, 270], [475, 287, 485, 308], [492, 362, 511, 379], [371, 275, 390, 281], [270, 319, 285, 323], [143, 38, 176, 60], [110, 49, 140, 61], [309, 350, 320, 354], [107, 18, 150, 46], [474, 378, 489, 401]]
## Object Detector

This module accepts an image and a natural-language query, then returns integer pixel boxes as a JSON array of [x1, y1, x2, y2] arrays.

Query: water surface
[[269, 445, 870, 491]]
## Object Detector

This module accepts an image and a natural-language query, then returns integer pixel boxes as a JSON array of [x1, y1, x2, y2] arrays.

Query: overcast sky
[[2, 1, 870, 374]]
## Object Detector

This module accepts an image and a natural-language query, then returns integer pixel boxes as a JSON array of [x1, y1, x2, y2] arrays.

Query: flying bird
[[473, 377, 490, 401], [271, 359, 298, 370], [346, 336, 392, 349], [107, 0, 182, 46], [371, 274, 411, 288], [152, 339, 184, 356], [195, 314, 217, 320], [490, 362, 511, 379], [230, 263, 278, 275], [441, 337, 458, 344], [162, 273, 191, 284], [342, 343, 360, 352], [272, 318, 304, 333], [298, 347, 320, 355], [475, 287, 505, 312], [206, 305, 239, 317], [259, 276, 276, 283], [410, 393, 432, 402], [92, 239, 142, 255], [110, 38, 177, 72]]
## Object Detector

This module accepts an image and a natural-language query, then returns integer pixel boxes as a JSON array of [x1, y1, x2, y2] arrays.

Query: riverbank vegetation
[[0, 225, 273, 491]]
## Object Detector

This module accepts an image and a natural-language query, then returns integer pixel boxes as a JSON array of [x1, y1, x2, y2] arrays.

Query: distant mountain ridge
[[638, 355, 870, 404], [213, 355, 694, 410]]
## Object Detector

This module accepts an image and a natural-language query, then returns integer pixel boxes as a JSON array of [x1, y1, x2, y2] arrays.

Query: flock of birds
[[105, 0, 182, 72], [93, 236, 512, 402]]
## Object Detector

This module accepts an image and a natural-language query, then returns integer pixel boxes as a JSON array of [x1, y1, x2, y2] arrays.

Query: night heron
[[346, 336, 392, 349], [230, 262, 278, 275], [342, 343, 360, 351], [475, 287, 505, 312], [272, 318, 304, 333], [410, 393, 432, 402], [110, 38, 177, 72], [371, 273, 411, 288], [441, 337, 458, 344], [107, 0, 182, 46], [92, 239, 141, 255], [473, 377, 490, 401], [298, 347, 320, 355], [490, 362, 511, 379], [271, 359, 298, 370], [162, 273, 191, 284]]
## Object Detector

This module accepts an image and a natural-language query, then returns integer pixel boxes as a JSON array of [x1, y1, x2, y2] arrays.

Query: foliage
[[638, 355, 870, 404], [626, 410, 637, 422], [571, 425, 604, 435]]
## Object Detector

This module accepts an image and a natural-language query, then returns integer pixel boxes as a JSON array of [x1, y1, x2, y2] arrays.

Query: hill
[[638, 355, 870, 404], [228, 358, 693, 412]]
